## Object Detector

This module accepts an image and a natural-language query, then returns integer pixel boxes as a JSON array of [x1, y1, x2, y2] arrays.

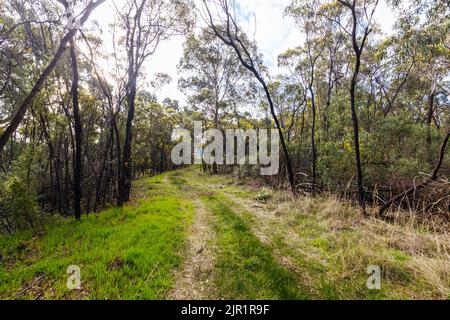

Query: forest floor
[[1, 166, 449, 299]]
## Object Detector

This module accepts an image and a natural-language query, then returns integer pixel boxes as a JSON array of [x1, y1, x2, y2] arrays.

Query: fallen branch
[[379, 131, 450, 217]]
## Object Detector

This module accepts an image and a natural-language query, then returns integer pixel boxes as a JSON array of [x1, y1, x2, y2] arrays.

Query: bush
[[0, 146, 40, 233], [254, 188, 272, 202], [0, 175, 38, 233]]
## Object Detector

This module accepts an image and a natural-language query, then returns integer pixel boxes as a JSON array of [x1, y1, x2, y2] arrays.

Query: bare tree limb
[[379, 131, 450, 217]]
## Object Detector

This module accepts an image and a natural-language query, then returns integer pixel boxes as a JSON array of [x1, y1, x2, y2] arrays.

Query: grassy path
[[166, 169, 308, 299], [1, 167, 449, 299], [201, 193, 308, 299], [167, 195, 217, 298]]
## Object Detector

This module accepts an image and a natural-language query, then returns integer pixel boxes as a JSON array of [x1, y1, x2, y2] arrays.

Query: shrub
[[0, 175, 38, 233], [254, 188, 272, 202]]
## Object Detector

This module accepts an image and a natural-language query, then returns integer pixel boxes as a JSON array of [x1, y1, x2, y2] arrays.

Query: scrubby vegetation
[[2, 168, 448, 299], [0, 0, 448, 300]]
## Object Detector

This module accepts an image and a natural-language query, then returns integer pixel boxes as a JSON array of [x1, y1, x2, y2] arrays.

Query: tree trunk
[[348, 6, 366, 213], [69, 41, 82, 220], [118, 80, 136, 206], [426, 90, 435, 162], [350, 62, 365, 212], [261, 81, 296, 193], [0, 0, 105, 155], [310, 88, 317, 195]]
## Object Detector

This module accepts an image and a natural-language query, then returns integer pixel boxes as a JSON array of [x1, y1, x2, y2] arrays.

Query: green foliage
[[254, 188, 272, 203], [0, 176, 38, 230], [0, 146, 40, 233]]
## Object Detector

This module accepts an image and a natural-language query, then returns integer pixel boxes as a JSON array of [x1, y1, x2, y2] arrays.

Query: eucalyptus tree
[[314, 0, 380, 212], [285, 0, 331, 194], [178, 29, 248, 129], [201, 0, 297, 192], [0, 0, 105, 155], [115, 0, 193, 205], [394, 0, 449, 146]]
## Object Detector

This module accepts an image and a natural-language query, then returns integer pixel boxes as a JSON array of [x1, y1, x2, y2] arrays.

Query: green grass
[[189, 170, 449, 299], [0, 173, 193, 299], [1, 167, 448, 300], [202, 193, 309, 300]]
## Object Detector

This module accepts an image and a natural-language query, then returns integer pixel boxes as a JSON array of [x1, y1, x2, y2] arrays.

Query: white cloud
[[234, 0, 304, 73], [87, 0, 397, 106]]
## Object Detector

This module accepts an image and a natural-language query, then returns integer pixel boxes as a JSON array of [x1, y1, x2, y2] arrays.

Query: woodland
[[0, 0, 449, 300]]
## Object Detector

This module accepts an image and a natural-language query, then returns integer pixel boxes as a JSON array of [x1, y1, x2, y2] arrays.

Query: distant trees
[[179, 30, 247, 128], [178, 28, 252, 173], [0, 0, 448, 231], [285, 0, 328, 195], [202, 0, 297, 192]]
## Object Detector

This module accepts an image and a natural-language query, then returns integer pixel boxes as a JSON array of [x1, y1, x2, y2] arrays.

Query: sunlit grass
[[202, 193, 309, 300], [0, 173, 193, 299], [1, 167, 448, 300]]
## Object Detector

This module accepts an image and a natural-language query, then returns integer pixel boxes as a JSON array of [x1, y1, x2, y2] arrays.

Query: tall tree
[[69, 40, 82, 220], [117, 0, 192, 205], [202, 0, 297, 192], [331, 0, 379, 212], [0, 0, 105, 155]]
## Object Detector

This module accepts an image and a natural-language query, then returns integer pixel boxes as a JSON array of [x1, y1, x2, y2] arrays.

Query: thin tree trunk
[[426, 90, 435, 162], [0, 0, 105, 155], [348, 4, 366, 213], [310, 88, 317, 195], [350, 63, 365, 212], [118, 80, 136, 205], [70, 41, 82, 220]]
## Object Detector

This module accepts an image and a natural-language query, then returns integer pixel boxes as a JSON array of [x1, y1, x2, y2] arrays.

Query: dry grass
[[220, 179, 450, 299]]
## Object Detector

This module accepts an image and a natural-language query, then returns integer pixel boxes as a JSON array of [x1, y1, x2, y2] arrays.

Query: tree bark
[[118, 78, 136, 205], [69, 40, 82, 220], [117, 0, 147, 206], [310, 87, 317, 195], [426, 90, 436, 162], [346, 2, 368, 213]]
